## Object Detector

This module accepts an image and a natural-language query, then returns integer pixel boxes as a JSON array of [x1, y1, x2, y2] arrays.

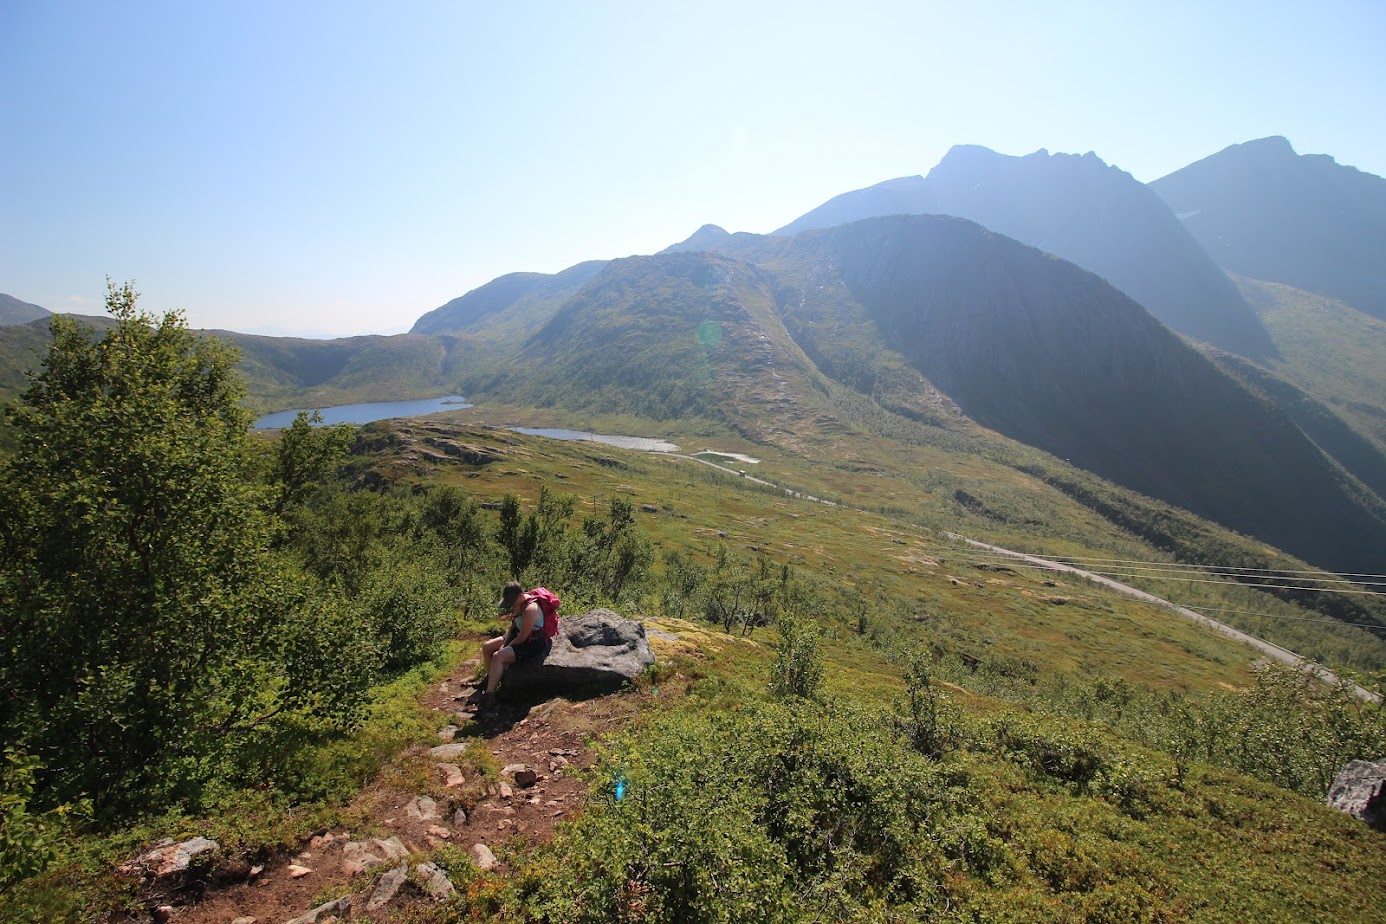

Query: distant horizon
[[4, 132, 1378, 341], [4, 1, 1383, 338], [7, 130, 1370, 341]]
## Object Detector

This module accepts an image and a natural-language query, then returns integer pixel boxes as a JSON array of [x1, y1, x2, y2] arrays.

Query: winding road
[[661, 449, 1378, 703], [944, 532, 1380, 704]]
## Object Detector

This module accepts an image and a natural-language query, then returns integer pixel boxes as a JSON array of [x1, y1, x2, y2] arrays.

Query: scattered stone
[[472, 843, 498, 870], [231, 917, 257, 924], [153, 906, 173, 923], [1048, 596, 1069, 605], [287, 864, 313, 878], [1327, 759, 1386, 830], [453, 807, 468, 826], [640, 504, 659, 513], [406, 795, 440, 821], [503, 610, 657, 694], [427, 825, 452, 839], [249, 864, 264, 877], [309, 832, 335, 850], [416, 861, 456, 900], [498, 782, 514, 800], [285, 896, 350, 924], [437, 763, 466, 788], [367, 862, 409, 911], [438, 725, 459, 740], [502, 762, 527, 776], [430, 742, 470, 760], [375, 836, 411, 861], [341, 841, 384, 877], [119, 836, 220, 879], [514, 768, 539, 787]]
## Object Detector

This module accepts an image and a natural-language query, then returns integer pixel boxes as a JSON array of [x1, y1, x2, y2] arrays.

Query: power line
[[1176, 604, 1386, 630], [945, 549, 1386, 590], [956, 549, 1386, 582], [942, 554, 1386, 597]]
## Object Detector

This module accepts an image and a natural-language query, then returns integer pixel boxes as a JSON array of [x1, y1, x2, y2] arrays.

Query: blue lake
[[508, 427, 679, 453], [253, 395, 471, 430]]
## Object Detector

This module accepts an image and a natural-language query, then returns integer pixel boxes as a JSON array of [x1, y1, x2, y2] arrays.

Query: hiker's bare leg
[[481, 636, 505, 675], [486, 646, 518, 695]]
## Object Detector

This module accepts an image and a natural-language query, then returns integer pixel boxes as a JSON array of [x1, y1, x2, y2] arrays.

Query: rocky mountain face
[[1152, 136, 1386, 323], [0, 293, 50, 326], [775, 145, 1275, 358]]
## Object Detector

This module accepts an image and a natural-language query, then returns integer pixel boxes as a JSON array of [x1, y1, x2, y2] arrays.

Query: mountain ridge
[[1152, 136, 1386, 322], [0, 293, 51, 326], [775, 144, 1276, 358]]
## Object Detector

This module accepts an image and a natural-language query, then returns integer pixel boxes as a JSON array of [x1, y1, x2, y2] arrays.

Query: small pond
[[253, 395, 471, 430], [508, 427, 679, 453]]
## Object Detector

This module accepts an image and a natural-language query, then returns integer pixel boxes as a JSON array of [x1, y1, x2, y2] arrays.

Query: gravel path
[[945, 532, 1380, 703]]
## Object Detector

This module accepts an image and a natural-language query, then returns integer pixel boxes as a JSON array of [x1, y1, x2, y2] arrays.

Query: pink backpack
[[525, 587, 561, 639]]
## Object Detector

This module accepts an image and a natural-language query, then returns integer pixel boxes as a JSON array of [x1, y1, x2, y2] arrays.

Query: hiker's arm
[[512, 603, 539, 645]]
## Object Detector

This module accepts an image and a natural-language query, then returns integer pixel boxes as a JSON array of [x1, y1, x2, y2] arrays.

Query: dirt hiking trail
[[151, 653, 649, 924]]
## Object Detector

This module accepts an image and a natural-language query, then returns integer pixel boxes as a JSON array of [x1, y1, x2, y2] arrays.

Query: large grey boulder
[[503, 609, 655, 694], [1327, 759, 1386, 830]]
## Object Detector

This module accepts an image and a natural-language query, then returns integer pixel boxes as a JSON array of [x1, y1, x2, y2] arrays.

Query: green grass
[[371, 416, 1386, 685]]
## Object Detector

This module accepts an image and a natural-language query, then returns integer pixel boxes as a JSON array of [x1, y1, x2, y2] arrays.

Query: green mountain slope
[[1241, 276, 1386, 452], [1210, 350, 1386, 502], [463, 251, 837, 443], [776, 145, 1273, 358], [1152, 136, 1386, 321], [450, 213, 1386, 575], [727, 216, 1386, 574], [0, 293, 50, 326], [410, 259, 607, 338]]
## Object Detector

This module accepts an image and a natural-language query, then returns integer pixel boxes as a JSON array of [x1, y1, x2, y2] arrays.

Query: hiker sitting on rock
[[478, 581, 552, 708]]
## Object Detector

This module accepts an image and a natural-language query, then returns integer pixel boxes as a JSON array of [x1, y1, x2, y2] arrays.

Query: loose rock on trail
[[140, 653, 648, 923]]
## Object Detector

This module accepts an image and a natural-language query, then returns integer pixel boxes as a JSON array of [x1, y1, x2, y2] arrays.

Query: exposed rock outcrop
[[285, 896, 350, 924], [118, 836, 219, 880], [502, 609, 656, 694], [1327, 759, 1386, 830]]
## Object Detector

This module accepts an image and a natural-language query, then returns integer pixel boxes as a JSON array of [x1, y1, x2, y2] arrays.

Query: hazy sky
[[3, 1, 1383, 337]]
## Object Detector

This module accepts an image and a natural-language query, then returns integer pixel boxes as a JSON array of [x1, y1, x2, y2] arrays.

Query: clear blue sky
[[3, 1, 1383, 337]]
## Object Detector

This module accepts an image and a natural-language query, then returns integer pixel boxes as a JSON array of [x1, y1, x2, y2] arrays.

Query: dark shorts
[[508, 633, 551, 664]]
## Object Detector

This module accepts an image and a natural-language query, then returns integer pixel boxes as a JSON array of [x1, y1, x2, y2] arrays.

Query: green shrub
[[519, 702, 948, 923], [0, 749, 74, 888], [767, 614, 825, 701], [991, 714, 1112, 791]]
